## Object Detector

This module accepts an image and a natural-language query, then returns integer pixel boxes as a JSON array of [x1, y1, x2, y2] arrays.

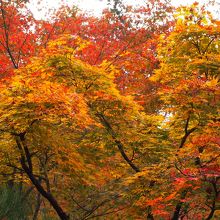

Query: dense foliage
[[0, 0, 219, 219]]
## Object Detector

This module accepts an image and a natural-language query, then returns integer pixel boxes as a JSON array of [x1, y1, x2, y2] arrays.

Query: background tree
[[0, 0, 219, 219], [147, 3, 220, 219]]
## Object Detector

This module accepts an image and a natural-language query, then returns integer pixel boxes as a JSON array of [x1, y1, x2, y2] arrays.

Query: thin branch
[[96, 112, 140, 172], [179, 115, 197, 149], [82, 199, 111, 220], [203, 37, 215, 54], [84, 206, 127, 220], [0, 3, 18, 68]]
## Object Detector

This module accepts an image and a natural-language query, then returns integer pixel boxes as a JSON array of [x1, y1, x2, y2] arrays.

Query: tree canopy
[[0, 0, 219, 219]]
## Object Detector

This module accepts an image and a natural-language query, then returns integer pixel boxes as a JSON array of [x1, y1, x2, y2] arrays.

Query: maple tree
[[0, 0, 36, 73], [135, 3, 220, 219], [0, 32, 156, 218], [0, 0, 219, 219]]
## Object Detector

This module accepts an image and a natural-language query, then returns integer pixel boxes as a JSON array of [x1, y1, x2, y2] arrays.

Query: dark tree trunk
[[16, 134, 69, 220]]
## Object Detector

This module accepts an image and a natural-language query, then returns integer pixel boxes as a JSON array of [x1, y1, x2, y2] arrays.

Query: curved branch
[[96, 113, 140, 173]]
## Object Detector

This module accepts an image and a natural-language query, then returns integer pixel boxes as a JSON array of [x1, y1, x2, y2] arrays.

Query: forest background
[[0, 0, 219, 219]]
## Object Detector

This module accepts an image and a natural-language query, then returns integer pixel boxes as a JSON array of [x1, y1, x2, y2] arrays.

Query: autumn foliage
[[0, 0, 219, 219]]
